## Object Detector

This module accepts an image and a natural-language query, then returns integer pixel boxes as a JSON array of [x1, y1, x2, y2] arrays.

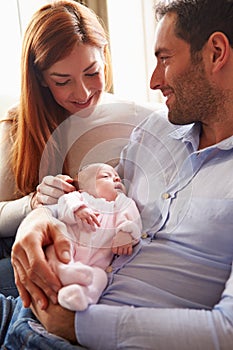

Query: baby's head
[[75, 163, 126, 201]]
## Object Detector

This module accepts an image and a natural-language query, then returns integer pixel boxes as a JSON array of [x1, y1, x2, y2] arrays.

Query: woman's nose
[[73, 80, 89, 102]]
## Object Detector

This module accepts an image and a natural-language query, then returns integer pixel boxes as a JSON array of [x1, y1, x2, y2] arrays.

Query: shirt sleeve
[[57, 191, 87, 225], [0, 118, 33, 236], [75, 262, 233, 350], [0, 195, 33, 237]]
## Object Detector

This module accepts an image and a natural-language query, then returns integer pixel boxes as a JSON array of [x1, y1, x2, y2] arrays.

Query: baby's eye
[[99, 172, 110, 179]]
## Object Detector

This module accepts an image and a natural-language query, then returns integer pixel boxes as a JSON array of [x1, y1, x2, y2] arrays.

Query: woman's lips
[[72, 95, 94, 109]]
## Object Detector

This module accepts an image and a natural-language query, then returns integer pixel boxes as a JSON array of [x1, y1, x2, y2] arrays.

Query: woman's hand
[[11, 206, 72, 310], [31, 174, 75, 208]]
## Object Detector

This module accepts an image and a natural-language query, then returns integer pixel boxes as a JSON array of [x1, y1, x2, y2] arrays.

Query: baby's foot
[[58, 284, 89, 311], [60, 262, 94, 286]]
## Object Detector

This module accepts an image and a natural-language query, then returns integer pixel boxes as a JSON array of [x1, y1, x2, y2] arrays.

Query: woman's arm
[[0, 195, 34, 237], [0, 118, 75, 236], [0, 119, 32, 236]]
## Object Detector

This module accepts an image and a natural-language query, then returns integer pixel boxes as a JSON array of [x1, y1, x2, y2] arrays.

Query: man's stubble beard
[[167, 59, 224, 126]]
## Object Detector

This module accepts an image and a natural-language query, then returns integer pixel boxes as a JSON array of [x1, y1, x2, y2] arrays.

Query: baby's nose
[[114, 175, 121, 182]]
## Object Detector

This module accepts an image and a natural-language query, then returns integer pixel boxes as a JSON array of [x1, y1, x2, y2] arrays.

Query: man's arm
[[31, 300, 77, 344], [75, 263, 233, 350], [12, 206, 72, 309], [33, 263, 233, 349]]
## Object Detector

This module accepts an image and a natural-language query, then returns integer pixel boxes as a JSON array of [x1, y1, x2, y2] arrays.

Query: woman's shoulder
[[0, 105, 18, 141], [100, 92, 166, 126], [0, 105, 18, 124]]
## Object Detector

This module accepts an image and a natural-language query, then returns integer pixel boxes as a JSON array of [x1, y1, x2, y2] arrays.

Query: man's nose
[[150, 64, 164, 91]]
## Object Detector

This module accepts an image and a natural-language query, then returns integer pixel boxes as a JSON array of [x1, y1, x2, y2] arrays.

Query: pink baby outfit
[[57, 191, 142, 269], [46, 191, 142, 311]]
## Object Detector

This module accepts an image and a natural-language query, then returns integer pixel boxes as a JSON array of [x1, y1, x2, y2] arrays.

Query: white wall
[[0, 0, 161, 118], [107, 0, 162, 103], [0, 0, 21, 116], [0, 0, 50, 118]]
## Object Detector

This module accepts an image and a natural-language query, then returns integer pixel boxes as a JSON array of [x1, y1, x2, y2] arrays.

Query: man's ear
[[208, 32, 230, 73]]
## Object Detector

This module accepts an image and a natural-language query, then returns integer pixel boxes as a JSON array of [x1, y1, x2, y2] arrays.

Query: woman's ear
[[39, 77, 48, 87], [208, 32, 230, 73], [40, 80, 48, 87], [36, 70, 48, 87]]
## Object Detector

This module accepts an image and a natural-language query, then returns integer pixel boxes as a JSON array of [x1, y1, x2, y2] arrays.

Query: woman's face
[[42, 43, 106, 115]]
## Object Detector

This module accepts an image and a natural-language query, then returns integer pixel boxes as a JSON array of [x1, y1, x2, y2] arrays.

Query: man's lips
[[162, 87, 173, 98], [161, 88, 174, 107]]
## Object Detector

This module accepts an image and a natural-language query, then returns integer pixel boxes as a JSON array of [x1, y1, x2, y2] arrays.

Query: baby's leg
[[46, 245, 93, 286], [58, 266, 108, 311], [58, 261, 94, 286]]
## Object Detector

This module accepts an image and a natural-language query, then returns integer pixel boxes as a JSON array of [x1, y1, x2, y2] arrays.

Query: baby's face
[[94, 164, 126, 201]]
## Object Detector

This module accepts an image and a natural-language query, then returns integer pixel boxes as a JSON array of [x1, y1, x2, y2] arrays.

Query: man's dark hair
[[155, 0, 233, 53]]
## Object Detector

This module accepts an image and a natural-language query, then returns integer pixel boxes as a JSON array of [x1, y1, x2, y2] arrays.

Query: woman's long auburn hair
[[11, 0, 112, 195]]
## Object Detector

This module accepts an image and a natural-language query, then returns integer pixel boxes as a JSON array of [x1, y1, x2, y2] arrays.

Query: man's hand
[[31, 299, 77, 344], [11, 206, 72, 310]]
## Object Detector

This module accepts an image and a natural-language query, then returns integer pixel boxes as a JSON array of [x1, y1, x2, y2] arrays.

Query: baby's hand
[[112, 230, 133, 255], [74, 206, 100, 231]]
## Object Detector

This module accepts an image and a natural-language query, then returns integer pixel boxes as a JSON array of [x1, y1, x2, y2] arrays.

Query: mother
[[0, 0, 156, 296]]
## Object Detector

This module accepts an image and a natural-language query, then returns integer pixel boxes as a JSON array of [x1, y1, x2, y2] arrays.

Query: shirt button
[[141, 232, 148, 239], [106, 265, 113, 273], [162, 192, 171, 199]]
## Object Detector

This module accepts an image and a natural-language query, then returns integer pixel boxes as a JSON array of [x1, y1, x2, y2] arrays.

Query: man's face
[[150, 12, 223, 125]]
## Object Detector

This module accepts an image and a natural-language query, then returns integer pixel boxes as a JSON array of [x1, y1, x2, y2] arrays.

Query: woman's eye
[[55, 80, 69, 86], [86, 71, 99, 77]]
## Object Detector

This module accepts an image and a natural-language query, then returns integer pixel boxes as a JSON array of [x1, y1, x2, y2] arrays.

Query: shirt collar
[[169, 122, 233, 151]]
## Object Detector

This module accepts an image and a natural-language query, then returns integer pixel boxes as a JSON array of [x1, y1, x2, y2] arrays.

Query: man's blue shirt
[[76, 110, 233, 349]]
